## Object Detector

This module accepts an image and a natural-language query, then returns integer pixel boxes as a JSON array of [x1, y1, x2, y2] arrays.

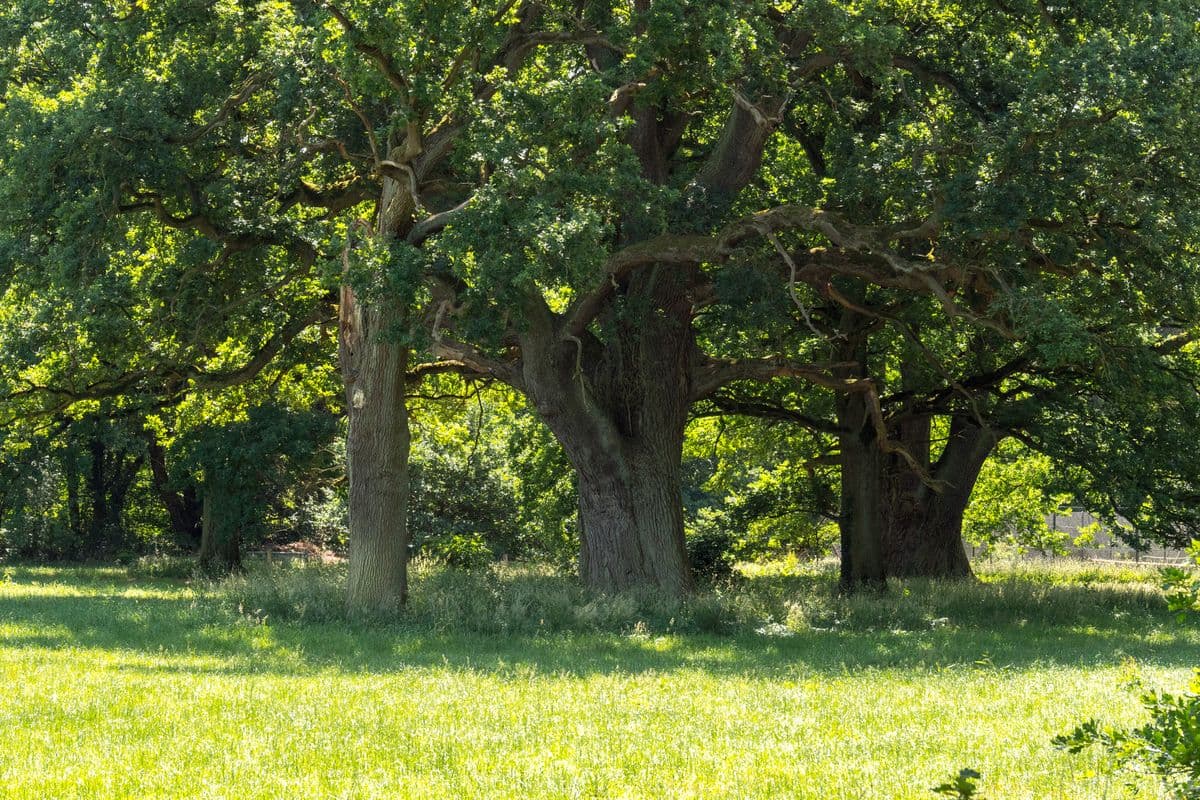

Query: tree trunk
[[883, 416, 997, 579], [147, 437, 203, 550], [198, 489, 241, 573], [837, 389, 887, 593], [342, 296, 411, 612], [571, 419, 690, 594], [86, 438, 108, 555], [519, 268, 694, 596], [62, 442, 83, 540], [106, 451, 143, 553]]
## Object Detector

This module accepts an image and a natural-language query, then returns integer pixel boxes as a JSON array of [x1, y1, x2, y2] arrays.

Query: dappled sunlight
[[0, 567, 1187, 799], [0, 564, 1196, 682]]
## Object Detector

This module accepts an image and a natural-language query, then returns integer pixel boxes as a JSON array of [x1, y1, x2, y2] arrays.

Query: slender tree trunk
[[62, 443, 82, 540], [197, 489, 242, 573], [883, 416, 997, 579], [86, 438, 108, 555], [519, 268, 694, 596], [342, 296, 411, 611], [105, 452, 143, 553]]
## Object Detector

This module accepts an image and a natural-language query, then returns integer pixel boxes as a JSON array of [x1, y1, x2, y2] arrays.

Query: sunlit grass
[[0, 561, 1192, 798]]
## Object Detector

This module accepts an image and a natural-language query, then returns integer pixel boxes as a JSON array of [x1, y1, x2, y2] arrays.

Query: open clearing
[[0, 563, 1192, 799]]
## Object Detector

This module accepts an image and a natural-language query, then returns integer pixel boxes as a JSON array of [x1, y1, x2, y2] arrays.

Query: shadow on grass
[[2, 565, 1198, 679]]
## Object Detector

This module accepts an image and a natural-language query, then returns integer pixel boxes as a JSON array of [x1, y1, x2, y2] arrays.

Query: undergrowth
[[208, 557, 1171, 637]]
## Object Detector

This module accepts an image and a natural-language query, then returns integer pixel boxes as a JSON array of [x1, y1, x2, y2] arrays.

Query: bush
[[1055, 672, 1200, 799], [685, 512, 735, 583], [408, 453, 527, 564]]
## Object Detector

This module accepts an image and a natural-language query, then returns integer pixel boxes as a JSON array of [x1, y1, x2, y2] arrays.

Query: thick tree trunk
[[520, 268, 694, 596], [570, 420, 690, 594], [197, 489, 241, 573], [342, 296, 411, 612], [882, 416, 997, 579], [837, 390, 887, 593]]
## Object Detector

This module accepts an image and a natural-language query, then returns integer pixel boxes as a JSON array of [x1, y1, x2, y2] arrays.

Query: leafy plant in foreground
[[931, 768, 984, 799], [1055, 544, 1200, 797]]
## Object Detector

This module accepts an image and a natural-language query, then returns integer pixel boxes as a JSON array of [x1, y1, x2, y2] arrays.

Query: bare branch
[[429, 337, 523, 389], [701, 393, 842, 434]]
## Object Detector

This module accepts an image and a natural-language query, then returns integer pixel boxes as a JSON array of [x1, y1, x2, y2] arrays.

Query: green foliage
[[408, 452, 521, 568], [408, 382, 578, 567], [1074, 522, 1104, 550], [1055, 673, 1200, 799], [684, 512, 736, 583], [931, 768, 983, 799], [3, 0, 1200, 596], [177, 405, 339, 551], [1165, 545, 1200, 621], [964, 441, 1072, 555], [1056, 544, 1200, 797], [684, 415, 839, 566]]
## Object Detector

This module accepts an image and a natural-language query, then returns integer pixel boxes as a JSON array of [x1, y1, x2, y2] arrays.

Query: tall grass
[[210, 556, 1172, 638]]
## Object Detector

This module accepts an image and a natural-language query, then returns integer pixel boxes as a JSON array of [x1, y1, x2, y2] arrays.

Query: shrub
[[1055, 674, 1200, 799], [685, 512, 735, 583], [931, 768, 984, 799]]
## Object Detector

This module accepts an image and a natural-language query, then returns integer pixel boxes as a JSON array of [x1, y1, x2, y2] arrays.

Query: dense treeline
[[1, 1, 1198, 608]]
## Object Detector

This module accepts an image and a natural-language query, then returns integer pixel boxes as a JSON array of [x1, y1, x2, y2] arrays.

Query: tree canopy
[[1, 0, 1199, 602]]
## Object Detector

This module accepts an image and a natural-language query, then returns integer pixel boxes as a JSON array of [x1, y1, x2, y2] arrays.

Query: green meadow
[[0, 561, 1191, 799]]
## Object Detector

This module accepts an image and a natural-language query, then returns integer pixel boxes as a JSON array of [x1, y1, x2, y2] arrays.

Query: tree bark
[[882, 415, 997, 579], [86, 438, 109, 554], [147, 437, 203, 550], [197, 489, 242, 573], [837, 388, 887, 592], [62, 442, 83, 541], [342, 296, 411, 611], [571, 419, 690, 594], [340, 136, 420, 612], [520, 268, 694, 596]]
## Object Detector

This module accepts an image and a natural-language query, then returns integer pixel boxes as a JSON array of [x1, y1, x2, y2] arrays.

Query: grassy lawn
[[0, 561, 1193, 799]]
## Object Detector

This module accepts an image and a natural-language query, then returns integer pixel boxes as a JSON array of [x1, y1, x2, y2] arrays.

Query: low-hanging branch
[[1, 303, 331, 421]]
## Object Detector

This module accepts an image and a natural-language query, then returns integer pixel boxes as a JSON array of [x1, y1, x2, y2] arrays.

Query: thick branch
[[429, 337, 523, 389], [700, 393, 841, 434], [406, 196, 473, 246], [690, 356, 866, 401]]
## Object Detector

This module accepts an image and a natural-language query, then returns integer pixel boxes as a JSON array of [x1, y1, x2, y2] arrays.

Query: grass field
[[0, 560, 1194, 799]]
